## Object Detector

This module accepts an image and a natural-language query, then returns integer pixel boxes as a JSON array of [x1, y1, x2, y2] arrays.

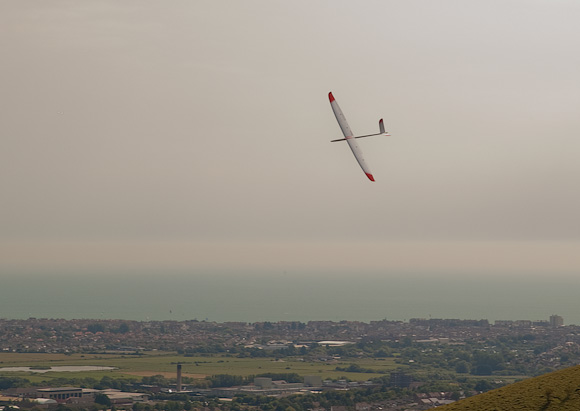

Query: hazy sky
[[2, 1, 580, 275]]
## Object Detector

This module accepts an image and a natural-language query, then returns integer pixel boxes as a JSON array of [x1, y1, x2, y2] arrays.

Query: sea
[[1, 268, 579, 325]]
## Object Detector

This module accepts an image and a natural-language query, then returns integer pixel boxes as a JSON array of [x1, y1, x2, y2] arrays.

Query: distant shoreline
[[1, 273, 578, 324]]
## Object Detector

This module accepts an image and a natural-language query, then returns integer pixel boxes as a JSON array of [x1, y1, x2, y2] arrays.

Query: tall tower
[[549, 315, 563, 327], [176, 363, 182, 392]]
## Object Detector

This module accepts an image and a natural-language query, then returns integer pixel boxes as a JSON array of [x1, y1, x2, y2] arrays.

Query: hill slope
[[439, 365, 580, 411]]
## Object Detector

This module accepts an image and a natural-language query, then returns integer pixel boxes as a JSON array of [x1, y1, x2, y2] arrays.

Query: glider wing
[[328, 92, 378, 182]]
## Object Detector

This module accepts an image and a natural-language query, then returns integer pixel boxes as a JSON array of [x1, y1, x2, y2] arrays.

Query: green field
[[0, 352, 402, 384]]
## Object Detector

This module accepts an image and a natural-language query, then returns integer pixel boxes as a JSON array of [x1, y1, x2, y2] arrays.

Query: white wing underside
[[329, 92, 376, 181]]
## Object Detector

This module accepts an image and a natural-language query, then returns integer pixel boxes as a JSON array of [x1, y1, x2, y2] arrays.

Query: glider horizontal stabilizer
[[330, 119, 391, 142]]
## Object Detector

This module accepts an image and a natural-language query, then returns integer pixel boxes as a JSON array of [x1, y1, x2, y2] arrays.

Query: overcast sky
[[2, 1, 580, 275]]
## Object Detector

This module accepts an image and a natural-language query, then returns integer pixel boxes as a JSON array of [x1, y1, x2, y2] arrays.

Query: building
[[390, 372, 413, 388], [254, 377, 273, 389], [36, 387, 87, 402], [304, 375, 323, 387], [100, 389, 149, 405], [550, 315, 564, 327]]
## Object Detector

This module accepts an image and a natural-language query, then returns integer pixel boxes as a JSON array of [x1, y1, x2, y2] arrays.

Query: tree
[[206, 374, 244, 387], [142, 375, 169, 387], [473, 364, 493, 375], [374, 349, 391, 358], [94, 393, 111, 406], [474, 379, 492, 392], [87, 323, 105, 333], [0, 377, 29, 389], [401, 337, 413, 347], [114, 323, 130, 334], [455, 361, 470, 374], [472, 351, 504, 374]]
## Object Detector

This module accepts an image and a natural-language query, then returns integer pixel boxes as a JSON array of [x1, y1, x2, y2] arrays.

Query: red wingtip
[[366, 173, 375, 182], [328, 92, 335, 102]]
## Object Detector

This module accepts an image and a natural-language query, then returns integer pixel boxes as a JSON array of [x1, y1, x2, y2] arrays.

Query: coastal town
[[1, 315, 578, 410], [0, 315, 571, 361]]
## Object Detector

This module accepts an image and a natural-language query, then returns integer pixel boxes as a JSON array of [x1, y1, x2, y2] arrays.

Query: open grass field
[[0, 352, 402, 384]]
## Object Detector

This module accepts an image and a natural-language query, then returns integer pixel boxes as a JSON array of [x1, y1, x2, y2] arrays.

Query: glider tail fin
[[379, 119, 385, 134]]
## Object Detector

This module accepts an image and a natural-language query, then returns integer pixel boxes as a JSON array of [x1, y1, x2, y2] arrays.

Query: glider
[[328, 92, 390, 181]]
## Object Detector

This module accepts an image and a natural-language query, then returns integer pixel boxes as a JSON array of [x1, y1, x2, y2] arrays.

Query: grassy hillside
[[440, 364, 580, 411]]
